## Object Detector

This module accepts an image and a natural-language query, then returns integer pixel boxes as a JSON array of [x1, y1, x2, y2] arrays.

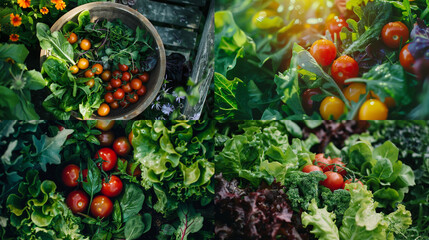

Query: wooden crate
[[119, 0, 214, 119]]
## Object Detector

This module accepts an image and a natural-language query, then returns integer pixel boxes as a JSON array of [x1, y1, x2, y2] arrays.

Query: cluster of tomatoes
[[66, 32, 150, 117], [302, 153, 363, 191], [61, 121, 138, 218], [303, 18, 413, 120]]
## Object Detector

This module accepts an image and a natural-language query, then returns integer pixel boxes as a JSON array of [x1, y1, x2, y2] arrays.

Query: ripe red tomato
[[329, 158, 347, 176], [331, 55, 359, 85], [101, 175, 123, 197], [84, 69, 95, 78], [110, 101, 119, 109], [381, 21, 409, 49], [111, 78, 122, 88], [82, 169, 88, 182], [138, 72, 149, 82], [313, 153, 332, 172], [128, 131, 133, 145], [321, 171, 344, 191], [105, 82, 113, 91], [113, 88, 125, 100], [126, 94, 139, 103], [120, 100, 130, 109], [309, 39, 337, 67], [325, 16, 349, 41], [136, 86, 147, 96], [302, 88, 322, 115], [112, 70, 122, 79], [66, 190, 89, 213], [97, 131, 115, 147], [131, 78, 142, 90], [90, 195, 113, 218], [95, 120, 115, 131], [127, 162, 141, 176], [399, 43, 415, 73], [121, 72, 131, 82], [302, 165, 323, 173], [122, 83, 132, 93], [97, 103, 110, 117], [92, 64, 103, 75], [112, 137, 131, 156], [130, 67, 139, 75], [104, 92, 114, 103], [95, 148, 118, 171], [62, 164, 80, 187], [118, 63, 129, 72], [342, 178, 364, 190]]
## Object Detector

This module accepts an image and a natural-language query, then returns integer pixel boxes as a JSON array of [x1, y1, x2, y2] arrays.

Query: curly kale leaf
[[321, 187, 351, 225]]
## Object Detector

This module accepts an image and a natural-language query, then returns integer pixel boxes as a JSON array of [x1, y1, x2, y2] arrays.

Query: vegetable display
[[214, 0, 429, 120], [214, 120, 426, 239]]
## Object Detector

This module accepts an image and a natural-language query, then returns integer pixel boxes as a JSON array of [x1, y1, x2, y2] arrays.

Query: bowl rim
[[40, 2, 166, 120]]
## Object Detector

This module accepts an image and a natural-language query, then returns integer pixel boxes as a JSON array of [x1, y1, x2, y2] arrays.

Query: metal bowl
[[40, 2, 166, 120]]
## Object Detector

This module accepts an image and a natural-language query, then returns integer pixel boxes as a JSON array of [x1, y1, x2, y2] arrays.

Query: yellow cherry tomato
[[370, 91, 396, 108], [358, 99, 388, 120], [97, 103, 110, 116], [67, 32, 78, 44], [86, 78, 95, 88], [77, 58, 89, 70], [319, 96, 345, 120], [69, 65, 79, 74], [92, 64, 103, 75], [80, 39, 91, 51], [343, 83, 368, 103]]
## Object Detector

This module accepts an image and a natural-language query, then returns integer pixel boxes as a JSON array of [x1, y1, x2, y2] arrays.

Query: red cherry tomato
[[112, 70, 122, 79], [66, 190, 89, 213], [302, 88, 322, 115], [105, 82, 113, 91], [112, 136, 131, 156], [325, 16, 349, 41], [128, 131, 134, 145], [321, 171, 344, 191], [62, 164, 80, 187], [104, 92, 114, 103], [136, 86, 147, 96], [127, 162, 141, 176], [309, 39, 337, 66], [130, 67, 139, 75], [97, 131, 115, 147], [110, 101, 119, 109], [90, 195, 113, 218], [138, 72, 149, 82], [82, 169, 88, 183], [381, 21, 409, 49], [126, 93, 139, 103], [302, 165, 323, 173], [110, 78, 122, 88], [329, 158, 347, 176], [118, 63, 129, 72], [399, 43, 415, 73], [101, 70, 111, 81], [101, 175, 123, 197], [113, 88, 125, 100], [313, 153, 332, 172], [331, 55, 359, 85], [122, 83, 132, 93], [120, 100, 130, 109], [121, 72, 131, 82], [342, 178, 364, 190], [131, 78, 142, 90], [94, 148, 117, 171]]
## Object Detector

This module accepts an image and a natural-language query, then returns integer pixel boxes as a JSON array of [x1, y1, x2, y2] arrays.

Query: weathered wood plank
[[155, 26, 197, 49], [183, 0, 214, 119], [133, 0, 202, 29]]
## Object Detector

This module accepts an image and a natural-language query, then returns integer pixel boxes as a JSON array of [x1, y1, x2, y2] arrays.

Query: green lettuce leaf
[[302, 199, 340, 240]]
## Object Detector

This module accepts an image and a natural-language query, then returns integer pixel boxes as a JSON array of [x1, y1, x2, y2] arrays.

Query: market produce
[[37, 10, 156, 119], [215, 121, 423, 239], [215, 0, 429, 120], [0, 120, 214, 239]]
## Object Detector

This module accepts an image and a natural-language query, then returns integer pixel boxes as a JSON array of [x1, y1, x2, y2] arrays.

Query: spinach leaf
[[82, 158, 102, 209], [119, 183, 145, 222], [124, 214, 151, 240]]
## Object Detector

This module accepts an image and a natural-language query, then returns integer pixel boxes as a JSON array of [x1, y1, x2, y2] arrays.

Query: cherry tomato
[[342, 178, 364, 190], [321, 171, 344, 191], [95, 120, 115, 131], [358, 99, 388, 120], [381, 21, 409, 48], [101, 70, 112, 81], [128, 131, 134, 145], [97, 103, 110, 117], [101, 175, 123, 197], [122, 83, 132, 93], [90, 195, 113, 218], [121, 72, 131, 82], [66, 190, 89, 213], [325, 16, 349, 41], [86, 79, 95, 88], [111, 78, 122, 89], [302, 88, 322, 115], [331, 55, 359, 85], [104, 92, 114, 103], [313, 154, 332, 172], [92, 64, 103, 75], [77, 58, 89, 70], [319, 96, 345, 120], [302, 165, 323, 173], [370, 92, 396, 108], [130, 67, 139, 75], [136, 86, 147, 96], [329, 158, 347, 176], [97, 131, 115, 147], [126, 94, 139, 103], [343, 83, 367, 103], [62, 164, 80, 187], [112, 137, 131, 156], [309, 39, 337, 67], [130, 78, 142, 90], [138, 72, 149, 82], [112, 70, 122, 79], [81, 169, 88, 183], [120, 100, 130, 109], [80, 39, 91, 51], [118, 63, 129, 72], [85, 69, 95, 78], [251, 9, 279, 29], [113, 88, 125, 100], [95, 148, 117, 171], [67, 32, 78, 44], [399, 43, 415, 73], [127, 162, 141, 176], [106, 82, 114, 91], [70, 65, 79, 74], [110, 101, 119, 109]]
